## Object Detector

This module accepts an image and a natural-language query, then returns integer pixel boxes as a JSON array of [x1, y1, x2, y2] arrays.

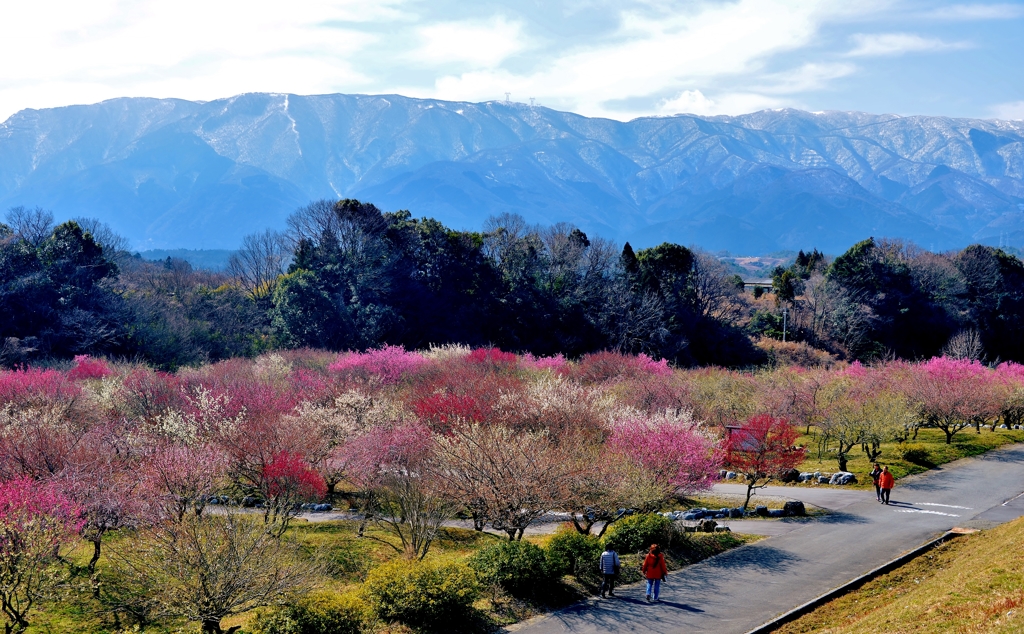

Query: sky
[[1, 0, 1022, 123]]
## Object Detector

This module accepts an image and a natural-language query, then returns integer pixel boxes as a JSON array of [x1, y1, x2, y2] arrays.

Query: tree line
[[4, 200, 1024, 368]]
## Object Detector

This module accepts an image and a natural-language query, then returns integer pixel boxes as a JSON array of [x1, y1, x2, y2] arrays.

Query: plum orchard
[[0, 348, 1021, 631]]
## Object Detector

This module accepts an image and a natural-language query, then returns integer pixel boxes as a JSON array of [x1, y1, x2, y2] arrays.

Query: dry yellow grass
[[777, 517, 1024, 633]]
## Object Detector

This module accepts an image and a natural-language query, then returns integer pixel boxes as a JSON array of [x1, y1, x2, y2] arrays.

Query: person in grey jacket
[[599, 546, 621, 597]]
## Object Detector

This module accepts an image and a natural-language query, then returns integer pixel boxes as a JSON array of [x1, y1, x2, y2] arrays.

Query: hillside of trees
[[3, 199, 1024, 369]]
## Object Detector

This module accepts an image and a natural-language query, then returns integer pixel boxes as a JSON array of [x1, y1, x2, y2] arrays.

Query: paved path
[[509, 443, 1024, 634]]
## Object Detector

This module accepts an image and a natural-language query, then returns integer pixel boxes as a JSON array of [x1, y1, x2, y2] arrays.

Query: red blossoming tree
[[726, 414, 805, 509]]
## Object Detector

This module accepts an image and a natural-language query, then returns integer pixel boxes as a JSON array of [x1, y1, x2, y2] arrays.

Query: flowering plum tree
[[0, 478, 82, 634], [260, 451, 326, 534], [905, 357, 1003, 443], [726, 414, 805, 509], [328, 345, 428, 385], [341, 422, 455, 558], [607, 414, 722, 499]]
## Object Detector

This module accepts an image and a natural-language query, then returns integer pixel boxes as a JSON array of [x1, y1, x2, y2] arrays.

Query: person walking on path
[[642, 544, 668, 603], [879, 466, 895, 505], [870, 463, 883, 502], [599, 546, 620, 598]]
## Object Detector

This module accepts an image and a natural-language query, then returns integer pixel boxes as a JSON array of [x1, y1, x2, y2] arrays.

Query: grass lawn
[[776, 517, 1024, 634], [788, 426, 1024, 489]]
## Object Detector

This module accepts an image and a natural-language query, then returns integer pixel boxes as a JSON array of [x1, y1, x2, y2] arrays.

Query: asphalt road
[[509, 443, 1024, 634]]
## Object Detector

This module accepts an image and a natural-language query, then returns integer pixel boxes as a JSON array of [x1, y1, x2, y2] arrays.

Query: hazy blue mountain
[[1, 93, 1022, 253]]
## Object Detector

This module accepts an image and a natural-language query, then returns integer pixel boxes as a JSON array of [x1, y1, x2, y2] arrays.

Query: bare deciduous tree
[[108, 512, 319, 634], [228, 230, 289, 300], [942, 329, 984, 361], [4, 206, 53, 246], [432, 424, 578, 540]]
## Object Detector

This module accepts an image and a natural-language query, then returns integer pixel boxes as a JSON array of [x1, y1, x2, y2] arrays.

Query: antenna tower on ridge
[[505, 92, 511, 104]]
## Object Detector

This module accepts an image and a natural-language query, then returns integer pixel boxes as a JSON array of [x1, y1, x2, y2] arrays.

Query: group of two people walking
[[870, 463, 895, 504], [599, 544, 668, 602]]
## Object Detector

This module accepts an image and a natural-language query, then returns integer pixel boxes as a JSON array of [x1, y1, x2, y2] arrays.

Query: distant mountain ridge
[[1, 92, 1022, 253]]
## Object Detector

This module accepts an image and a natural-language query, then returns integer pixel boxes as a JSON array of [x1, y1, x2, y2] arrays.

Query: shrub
[[898, 443, 932, 465], [249, 591, 370, 634], [602, 513, 673, 555], [468, 539, 551, 598], [545, 529, 602, 578], [363, 559, 479, 629]]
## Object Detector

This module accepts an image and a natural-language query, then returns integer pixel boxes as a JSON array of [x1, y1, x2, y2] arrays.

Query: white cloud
[[846, 33, 971, 57], [925, 3, 1024, 20], [429, 0, 869, 119], [410, 16, 528, 69], [990, 101, 1024, 120], [0, 0, 397, 118], [657, 90, 787, 116], [755, 63, 857, 94]]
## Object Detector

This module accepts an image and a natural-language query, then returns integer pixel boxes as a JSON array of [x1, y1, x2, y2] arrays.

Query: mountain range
[[1, 92, 1023, 254]]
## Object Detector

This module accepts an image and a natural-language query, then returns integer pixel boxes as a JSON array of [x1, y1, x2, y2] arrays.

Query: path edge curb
[[743, 529, 968, 634]]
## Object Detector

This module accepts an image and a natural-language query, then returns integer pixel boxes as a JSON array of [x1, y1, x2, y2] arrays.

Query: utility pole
[[782, 307, 788, 342]]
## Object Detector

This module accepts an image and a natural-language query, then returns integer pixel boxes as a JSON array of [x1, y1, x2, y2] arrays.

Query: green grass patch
[[790, 427, 1024, 489]]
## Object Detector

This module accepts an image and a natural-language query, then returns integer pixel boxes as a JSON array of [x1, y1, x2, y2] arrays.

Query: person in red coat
[[642, 544, 668, 602], [879, 466, 895, 505]]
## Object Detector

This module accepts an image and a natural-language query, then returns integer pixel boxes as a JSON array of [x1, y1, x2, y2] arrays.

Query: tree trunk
[[945, 428, 954, 444], [89, 538, 102, 599], [838, 454, 848, 472]]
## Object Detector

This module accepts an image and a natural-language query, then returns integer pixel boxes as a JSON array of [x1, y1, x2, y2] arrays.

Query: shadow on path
[[699, 545, 802, 573]]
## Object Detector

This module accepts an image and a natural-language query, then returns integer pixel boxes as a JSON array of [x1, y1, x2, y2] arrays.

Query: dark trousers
[[601, 574, 617, 596], [881, 487, 891, 504], [873, 482, 881, 500]]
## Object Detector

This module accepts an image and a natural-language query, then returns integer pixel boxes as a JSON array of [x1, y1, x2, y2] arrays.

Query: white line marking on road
[[916, 503, 972, 510], [895, 509, 960, 517], [1002, 491, 1024, 507]]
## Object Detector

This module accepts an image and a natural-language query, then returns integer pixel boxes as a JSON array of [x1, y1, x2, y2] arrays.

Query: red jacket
[[642, 552, 668, 580], [879, 471, 895, 489]]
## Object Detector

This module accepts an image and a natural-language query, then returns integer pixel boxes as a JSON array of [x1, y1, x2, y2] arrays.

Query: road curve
[[508, 443, 1024, 634]]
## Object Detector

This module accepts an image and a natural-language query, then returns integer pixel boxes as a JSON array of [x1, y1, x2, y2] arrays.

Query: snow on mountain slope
[[1, 93, 1021, 252]]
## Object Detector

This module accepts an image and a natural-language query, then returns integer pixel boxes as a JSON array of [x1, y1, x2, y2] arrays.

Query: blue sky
[[1, 0, 1022, 122]]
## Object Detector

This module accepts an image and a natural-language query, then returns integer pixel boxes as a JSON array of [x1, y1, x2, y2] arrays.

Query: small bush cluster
[[602, 513, 674, 555], [898, 444, 932, 465], [249, 591, 370, 634], [545, 529, 602, 578], [469, 539, 550, 599], [363, 559, 479, 630]]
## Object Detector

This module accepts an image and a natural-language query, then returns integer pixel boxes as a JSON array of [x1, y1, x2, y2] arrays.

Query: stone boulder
[[779, 468, 800, 483], [754, 505, 769, 517], [728, 507, 744, 518], [698, 519, 718, 533], [829, 472, 857, 485], [783, 501, 806, 516]]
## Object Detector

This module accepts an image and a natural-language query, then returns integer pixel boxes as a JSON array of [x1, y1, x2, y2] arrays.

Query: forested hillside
[[3, 199, 1024, 369]]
